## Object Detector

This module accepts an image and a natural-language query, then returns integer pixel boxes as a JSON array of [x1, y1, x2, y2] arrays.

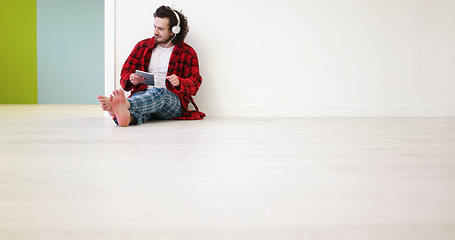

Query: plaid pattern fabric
[[128, 88, 182, 125], [120, 38, 205, 120]]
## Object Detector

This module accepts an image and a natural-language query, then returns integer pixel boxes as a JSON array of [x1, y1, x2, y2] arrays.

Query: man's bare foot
[[97, 95, 115, 117], [111, 89, 131, 127]]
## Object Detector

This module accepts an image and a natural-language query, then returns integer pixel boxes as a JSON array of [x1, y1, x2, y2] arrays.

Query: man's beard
[[155, 35, 173, 44]]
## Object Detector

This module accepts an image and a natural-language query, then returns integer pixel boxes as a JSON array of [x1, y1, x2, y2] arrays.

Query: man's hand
[[130, 73, 146, 85], [166, 74, 180, 87]]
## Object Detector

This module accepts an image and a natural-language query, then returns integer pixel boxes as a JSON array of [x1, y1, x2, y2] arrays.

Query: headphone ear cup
[[172, 25, 181, 34]]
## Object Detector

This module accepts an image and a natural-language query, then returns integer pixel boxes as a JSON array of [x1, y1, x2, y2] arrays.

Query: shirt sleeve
[[170, 46, 202, 97], [120, 41, 148, 92]]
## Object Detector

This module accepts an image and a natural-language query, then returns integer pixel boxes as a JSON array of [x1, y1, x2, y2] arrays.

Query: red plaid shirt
[[120, 38, 205, 120]]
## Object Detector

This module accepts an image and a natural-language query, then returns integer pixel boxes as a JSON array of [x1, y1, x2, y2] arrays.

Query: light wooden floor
[[1, 105, 454, 240]]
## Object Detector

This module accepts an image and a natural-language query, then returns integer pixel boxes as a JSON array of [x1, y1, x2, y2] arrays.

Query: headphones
[[171, 10, 181, 35]]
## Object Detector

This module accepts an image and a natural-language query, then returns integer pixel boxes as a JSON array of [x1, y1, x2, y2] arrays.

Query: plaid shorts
[[127, 88, 182, 125]]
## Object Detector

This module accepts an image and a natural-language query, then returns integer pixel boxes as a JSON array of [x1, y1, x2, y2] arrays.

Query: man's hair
[[153, 5, 189, 44]]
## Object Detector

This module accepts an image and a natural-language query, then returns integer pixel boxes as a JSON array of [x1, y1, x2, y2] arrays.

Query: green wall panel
[[37, 0, 104, 104], [0, 0, 38, 104]]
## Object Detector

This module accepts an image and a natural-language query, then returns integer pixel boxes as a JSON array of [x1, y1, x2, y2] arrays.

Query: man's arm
[[120, 41, 148, 92], [168, 47, 202, 96]]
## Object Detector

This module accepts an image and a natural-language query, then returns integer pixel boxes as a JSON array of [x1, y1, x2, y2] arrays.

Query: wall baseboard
[[197, 104, 455, 117]]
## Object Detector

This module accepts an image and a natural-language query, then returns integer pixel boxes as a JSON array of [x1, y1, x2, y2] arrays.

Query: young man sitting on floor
[[97, 5, 205, 127]]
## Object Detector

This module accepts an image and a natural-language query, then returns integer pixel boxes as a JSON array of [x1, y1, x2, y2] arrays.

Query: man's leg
[[153, 89, 182, 120], [104, 88, 181, 126], [128, 88, 182, 124]]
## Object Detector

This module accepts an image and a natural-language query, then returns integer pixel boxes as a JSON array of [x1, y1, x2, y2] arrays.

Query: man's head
[[153, 6, 188, 45]]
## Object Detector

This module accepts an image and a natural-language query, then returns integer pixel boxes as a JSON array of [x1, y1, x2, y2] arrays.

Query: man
[[97, 5, 205, 127]]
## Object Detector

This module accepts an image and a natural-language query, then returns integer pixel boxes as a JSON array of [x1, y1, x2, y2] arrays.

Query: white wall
[[114, 0, 455, 117]]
